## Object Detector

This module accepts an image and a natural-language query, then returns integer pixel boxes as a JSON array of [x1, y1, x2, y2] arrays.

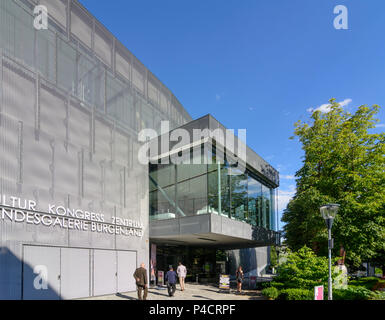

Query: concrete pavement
[[81, 283, 266, 300]]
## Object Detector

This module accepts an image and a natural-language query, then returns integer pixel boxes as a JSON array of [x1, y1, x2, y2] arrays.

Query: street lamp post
[[320, 203, 340, 300]]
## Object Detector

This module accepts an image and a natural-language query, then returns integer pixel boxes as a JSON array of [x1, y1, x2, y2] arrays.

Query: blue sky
[[80, 0, 385, 230]]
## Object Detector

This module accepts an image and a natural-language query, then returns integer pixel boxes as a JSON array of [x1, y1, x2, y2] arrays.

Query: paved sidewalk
[[82, 283, 266, 300]]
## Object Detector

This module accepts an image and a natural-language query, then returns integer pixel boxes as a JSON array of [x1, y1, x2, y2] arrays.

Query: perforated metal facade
[[0, 0, 191, 300]]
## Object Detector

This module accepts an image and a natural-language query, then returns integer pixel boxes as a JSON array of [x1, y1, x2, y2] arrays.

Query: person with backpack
[[165, 265, 178, 297]]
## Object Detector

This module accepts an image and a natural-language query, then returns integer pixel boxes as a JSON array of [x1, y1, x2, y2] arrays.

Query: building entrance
[[152, 245, 227, 285]]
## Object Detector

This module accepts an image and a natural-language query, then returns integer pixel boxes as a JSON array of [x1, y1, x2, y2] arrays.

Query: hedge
[[278, 288, 313, 300], [349, 277, 380, 290], [261, 281, 285, 289], [369, 291, 385, 300], [261, 287, 280, 300], [270, 282, 286, 289], [333, 286, 372, 300]]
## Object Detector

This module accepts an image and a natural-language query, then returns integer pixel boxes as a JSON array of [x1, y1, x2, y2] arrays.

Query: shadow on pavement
[[115, 293, 136, 300], [201, 288, 220, 293], [148, 290, 170, 298], [192, 295, 214, 300]]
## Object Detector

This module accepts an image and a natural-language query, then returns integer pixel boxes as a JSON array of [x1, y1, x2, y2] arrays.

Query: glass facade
[[149, 146, 278, 231]]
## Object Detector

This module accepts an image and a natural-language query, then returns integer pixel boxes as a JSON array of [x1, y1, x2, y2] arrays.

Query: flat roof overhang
[[148, 114, 279, 188], [149, 213, 279, 249]]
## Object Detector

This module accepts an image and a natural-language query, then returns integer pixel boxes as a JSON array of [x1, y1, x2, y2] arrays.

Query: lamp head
[[320, 203, 340, 220]]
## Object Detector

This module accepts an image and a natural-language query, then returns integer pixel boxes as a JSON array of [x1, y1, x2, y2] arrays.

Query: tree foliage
[[282, 99, 385, 269], [270, 246, 278, 268]]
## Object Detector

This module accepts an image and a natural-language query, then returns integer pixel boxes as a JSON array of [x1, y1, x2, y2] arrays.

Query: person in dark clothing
[[165, 266, 177, 297], [133, 263, 148, 300], [236, 266, 244, 293]]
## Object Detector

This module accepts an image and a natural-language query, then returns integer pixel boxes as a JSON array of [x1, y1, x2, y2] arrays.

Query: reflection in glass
[[207, 162, 230, 217], [149, 147, 277, 231], [230, 168, 248, 222], [247, 175, 262, 227], [149, 185, 176, 221], [177, 175, 207, 217]]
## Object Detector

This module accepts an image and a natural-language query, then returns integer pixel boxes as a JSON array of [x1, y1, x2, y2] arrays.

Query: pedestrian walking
[[177, 261, 187, 291], [133, 263, 148, 300], [236, 266, 244, 293], [165, 265, 177, 297]]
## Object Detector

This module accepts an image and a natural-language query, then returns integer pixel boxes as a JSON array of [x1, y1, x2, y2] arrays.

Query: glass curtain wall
[[149, 146, 208, 220], [149, 145, 278, 231], [176, 146, 208, 217], [206, 146, 276, 230], [230, 168, 248, 223], [207, 148, 230, 217], [247, 175, 262, 227], [261, 185, 270, 229], [149, 163, 177, 220]]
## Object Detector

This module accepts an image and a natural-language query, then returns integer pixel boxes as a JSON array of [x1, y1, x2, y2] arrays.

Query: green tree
[[270, 246, 279, 268], [282, 99, 385, 270]]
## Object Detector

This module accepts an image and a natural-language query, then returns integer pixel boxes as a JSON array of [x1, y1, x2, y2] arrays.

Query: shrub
[[349, 277, 379, 290], [275, 246, 340, 290], [270, 282, 285, 289], [260, 281, 273, 289], [261, 281, 285, 289], [333, 286, 372, 300], [262, 287, 280, 300], [278, 288, 313, 300], [369, 291, 385, 300]]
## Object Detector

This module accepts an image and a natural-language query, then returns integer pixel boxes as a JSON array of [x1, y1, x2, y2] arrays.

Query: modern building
[[0, 0, 279, 300]]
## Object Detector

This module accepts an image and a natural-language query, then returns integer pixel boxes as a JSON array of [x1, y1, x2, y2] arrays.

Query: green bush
[[260, 281, 273, 289], [278, 288, 313, 300], [349, 277, 379, 290], [369, 291, 385, 300], [262, 287, 280, 300], [270, 282, 285, 289], [275, 246, 340, 290], [261, 281, 285, 289], [333, 286, 372, 300]]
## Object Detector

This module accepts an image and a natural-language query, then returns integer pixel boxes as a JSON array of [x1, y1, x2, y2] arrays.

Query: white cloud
[[278, 185, 296, 213], [316, 103, 332, 113], [215, 94, 221, 101], [339, 98, 353, 107], [307, 98, 352, 113], [375, 123, 385, 128], [280, 174, 295, 180]]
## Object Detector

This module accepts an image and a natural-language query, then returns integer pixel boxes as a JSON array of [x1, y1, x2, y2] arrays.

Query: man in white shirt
[[177, 262, 187, 291]]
